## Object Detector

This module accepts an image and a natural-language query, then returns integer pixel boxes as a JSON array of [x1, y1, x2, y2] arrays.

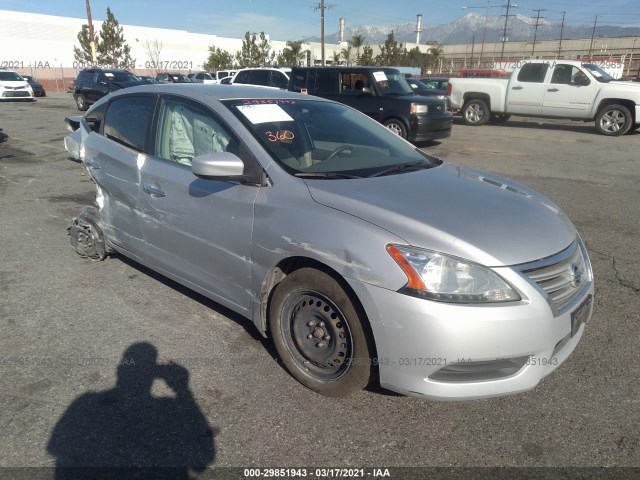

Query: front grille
[[521, 241, 590, 312], [428, 104, 445, 113], [3, 91, 30, 98]]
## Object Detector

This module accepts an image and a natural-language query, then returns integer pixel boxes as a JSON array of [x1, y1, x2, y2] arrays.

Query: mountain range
[[318, 13, 640, 45]]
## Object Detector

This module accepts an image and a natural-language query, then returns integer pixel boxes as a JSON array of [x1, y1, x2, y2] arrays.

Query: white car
[[0, 69, 35, 101], [229, 67, 290, 89]]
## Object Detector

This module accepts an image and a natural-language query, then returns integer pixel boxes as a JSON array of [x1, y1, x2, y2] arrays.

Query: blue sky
[[1, 0, 639, 41]]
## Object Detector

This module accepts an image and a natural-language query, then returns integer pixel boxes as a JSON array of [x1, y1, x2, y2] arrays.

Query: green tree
[[359, 45, 375, 66], [73, 24, 99, 65], [204, 46, 235, 72], [406, 46, 427, 69], [235, 31, 274, 67], [331, 50, 341, 65], [280, 40, 305, 67], [426, 45, 444, 72], [376, 31, 404, 66], [96, 8, 135, 69], [257, 32, 275, 66], [341, 45, 353, 66], [349, 34, 366, 64]]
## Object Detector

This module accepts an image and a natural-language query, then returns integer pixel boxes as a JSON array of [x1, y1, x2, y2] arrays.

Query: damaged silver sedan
[[65, 84, 594, 400]]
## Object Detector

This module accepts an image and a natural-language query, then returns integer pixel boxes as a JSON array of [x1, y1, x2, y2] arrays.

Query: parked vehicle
[[0, 69, 34, 101], [419, 77, 449, 91], [190, 71, 216, 84], [448, 60, 640, 135], [73, 68, 149, 111], [214, 70, 237, 83], [138, 75, 159, 84], [22, 75, 46, 97], [289, 66, 451, 142], [219, 76, 233, 85], [156, 73, 192, 83], [406, 78, 446, 100], [230, 68, 291, 89], [459, 69, 509, 79], [64, 84, 593, 400]]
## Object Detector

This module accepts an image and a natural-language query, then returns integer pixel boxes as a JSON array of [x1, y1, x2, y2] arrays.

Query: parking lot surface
[[0, 94, 639, 475]]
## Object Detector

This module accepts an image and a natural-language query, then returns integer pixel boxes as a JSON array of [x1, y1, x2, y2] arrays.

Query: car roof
[[106, 83, 326, 103]]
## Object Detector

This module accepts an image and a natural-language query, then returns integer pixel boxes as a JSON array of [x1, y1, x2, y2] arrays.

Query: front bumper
[[409, 112, 453, 142], [0, 89, 34, 100], [346, 260, 593, 401]]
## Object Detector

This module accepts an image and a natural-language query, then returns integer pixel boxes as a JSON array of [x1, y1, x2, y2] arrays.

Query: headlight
[[410, 103, 427, 114], [386, 244, 521, 303]]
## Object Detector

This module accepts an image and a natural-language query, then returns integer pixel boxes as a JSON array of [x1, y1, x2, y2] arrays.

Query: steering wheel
[[326, 145, 353, 161]]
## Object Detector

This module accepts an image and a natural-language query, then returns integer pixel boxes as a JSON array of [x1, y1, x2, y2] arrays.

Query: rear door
[[506, 63, 550, 116], [88, 94, 156, 255], [139, 95, 259, 311]]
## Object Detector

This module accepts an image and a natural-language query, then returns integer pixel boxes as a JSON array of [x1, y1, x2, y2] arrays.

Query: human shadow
[[47, 342, 216, 479]]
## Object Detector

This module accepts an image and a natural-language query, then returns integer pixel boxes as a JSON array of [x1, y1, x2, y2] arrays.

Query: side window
[[249, 70, 270, 86], [234, 71, 250, 84], [517, 63, 549, 83], [85, 102, 108, 133], [103, 95, 154, 152], [270, 71, 288, 88], [551, 65, 591, 86], [96, 72, 107, 83], [314, 71, 339, 94], [155, 97, 238, 167], [291, 71, 307, 92]]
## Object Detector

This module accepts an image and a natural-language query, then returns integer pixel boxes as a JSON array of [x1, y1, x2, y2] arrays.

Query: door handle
[[512, 86, 523, 90], [547, 88, 559, 92], [84, 160, 100, 169], [143, 185, 166, 198]]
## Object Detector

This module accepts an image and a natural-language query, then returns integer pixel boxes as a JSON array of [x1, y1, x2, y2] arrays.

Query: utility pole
[[499, 0, 516, 62], [85, 0, 97, 65], [531, 9, 546, 57], [588, 15, 598, 58], [314, 1, 337, 66], [470, 34, 475, 68], [557, 11, 566, 58]]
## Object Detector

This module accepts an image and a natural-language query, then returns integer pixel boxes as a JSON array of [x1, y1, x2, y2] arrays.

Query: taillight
[[446, 82, 452, 96]]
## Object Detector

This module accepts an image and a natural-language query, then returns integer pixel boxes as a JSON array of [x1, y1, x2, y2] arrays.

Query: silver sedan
[[64, 84, 594, 400]]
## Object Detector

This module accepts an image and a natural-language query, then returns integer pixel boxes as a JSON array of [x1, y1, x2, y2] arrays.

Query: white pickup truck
[[448, 60, 640, 136]]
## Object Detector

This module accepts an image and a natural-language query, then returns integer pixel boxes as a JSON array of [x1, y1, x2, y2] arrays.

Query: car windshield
[[224, 98, 439, 177], [106, 71, 140, 82], [582, 64, 614, 83], [374, 69, 415, 96], [0, 71, 24, 81]]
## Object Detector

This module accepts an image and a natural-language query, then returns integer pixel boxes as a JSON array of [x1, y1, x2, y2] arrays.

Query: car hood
[[1, 80, 29, 88], [305, 163, 576, 267], [110, 79, 152, 90]]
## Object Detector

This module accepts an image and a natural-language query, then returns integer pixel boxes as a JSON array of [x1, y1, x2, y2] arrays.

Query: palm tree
[[349, 34, 366, 65], [341, 46, 353, 66], [283, 40, 305, 67], [331, 51, 341, 65]]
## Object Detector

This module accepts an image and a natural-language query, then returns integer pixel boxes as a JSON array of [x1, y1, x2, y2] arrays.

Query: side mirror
[[192, 152, 244, 179]]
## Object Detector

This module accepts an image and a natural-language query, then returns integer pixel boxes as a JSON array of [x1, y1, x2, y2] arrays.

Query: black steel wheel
[[75, 93, 88, 111], [269, 268, 373, 397]]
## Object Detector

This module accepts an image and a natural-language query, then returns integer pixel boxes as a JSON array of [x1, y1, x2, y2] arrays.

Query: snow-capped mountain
[[319, 13, 640, 45]]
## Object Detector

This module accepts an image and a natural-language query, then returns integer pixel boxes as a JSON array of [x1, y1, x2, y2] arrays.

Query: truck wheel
[[595, 104, 632, 136], [383, 119, 408, 139], [490, 113, 511, 123], [269, 268, 374, 397], [462, 99, 490, 126]]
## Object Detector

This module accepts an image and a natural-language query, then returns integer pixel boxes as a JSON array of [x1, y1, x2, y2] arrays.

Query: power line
[[499, 0, 517, 60]]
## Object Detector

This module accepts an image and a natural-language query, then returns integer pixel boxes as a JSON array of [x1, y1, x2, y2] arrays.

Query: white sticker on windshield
[[372, 71, 388, 82], [105, 72, 114, 77], [590, 70, 601, 77], [236, 104, 294, 124]]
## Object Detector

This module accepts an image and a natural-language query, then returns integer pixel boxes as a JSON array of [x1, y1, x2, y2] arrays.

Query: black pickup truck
[[288, 66, 452, 142]]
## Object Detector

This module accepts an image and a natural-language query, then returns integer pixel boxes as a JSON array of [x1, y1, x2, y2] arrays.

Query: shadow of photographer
[[47, 342, 216, 479]]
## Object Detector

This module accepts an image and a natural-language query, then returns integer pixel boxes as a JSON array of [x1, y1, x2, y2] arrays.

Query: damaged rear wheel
[[68, 206, 108, 260]]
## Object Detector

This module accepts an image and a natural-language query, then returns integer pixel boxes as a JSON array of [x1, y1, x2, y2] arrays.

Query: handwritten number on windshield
[[266, 130, 295, 142]]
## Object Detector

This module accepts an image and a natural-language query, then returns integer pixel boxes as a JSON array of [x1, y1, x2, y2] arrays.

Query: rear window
[[104, 95, 155, 152]]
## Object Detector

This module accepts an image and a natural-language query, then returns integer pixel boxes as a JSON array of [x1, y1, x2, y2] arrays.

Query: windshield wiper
[[294, 172, 363, 179], [368, 161, 431, 177]]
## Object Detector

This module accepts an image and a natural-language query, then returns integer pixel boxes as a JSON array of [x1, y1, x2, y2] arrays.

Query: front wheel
[[383, 118, 408, 139], [461, 99, 490, 126], [269, 268, 374, 397], [595, 104, 632, 136], [75, 93, 88, 111]]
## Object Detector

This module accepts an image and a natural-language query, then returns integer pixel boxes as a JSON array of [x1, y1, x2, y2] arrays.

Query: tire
[[75, 93, 88, 111], [269, 268, 374, 397], [629, 123, 639, 131], [490, 113, 511, 123], [383, 118, 408, 139], [595, 104, 632, 136], [461, 99, 490, 126]]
